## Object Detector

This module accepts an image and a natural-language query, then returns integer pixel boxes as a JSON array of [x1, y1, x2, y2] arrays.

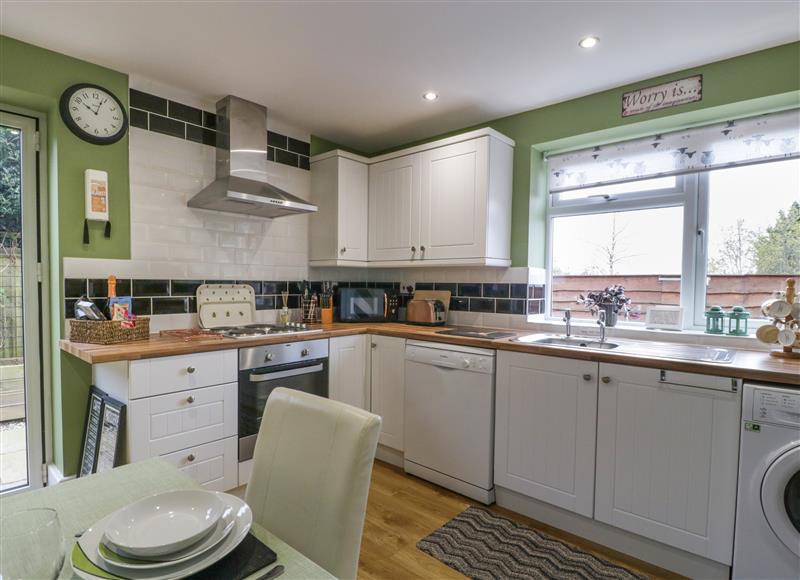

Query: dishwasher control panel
[[405, 341, 495, 374]]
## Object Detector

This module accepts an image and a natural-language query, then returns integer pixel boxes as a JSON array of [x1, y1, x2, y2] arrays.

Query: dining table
[[0, 458, 335, 580]]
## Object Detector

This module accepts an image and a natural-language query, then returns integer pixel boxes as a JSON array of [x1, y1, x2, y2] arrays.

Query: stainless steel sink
[[512, 333, 735, 363], [514, 335, 619, 350]]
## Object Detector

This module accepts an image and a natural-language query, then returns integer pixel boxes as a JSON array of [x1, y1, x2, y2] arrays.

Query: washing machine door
[[762, 445, 800, 557]]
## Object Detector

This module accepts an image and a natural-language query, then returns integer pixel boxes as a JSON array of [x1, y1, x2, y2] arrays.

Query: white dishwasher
[[404, 340, 496, 504]]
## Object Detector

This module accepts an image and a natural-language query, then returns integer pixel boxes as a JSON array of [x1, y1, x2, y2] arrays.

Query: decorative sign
[[79, 389, 104, 477], [622, 75, 702, 117], [79, 386, 126, 476], [96, 399, 124, 472]]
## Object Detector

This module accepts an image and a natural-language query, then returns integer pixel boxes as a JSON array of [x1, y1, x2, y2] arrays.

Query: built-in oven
[[238, 338, 329, 462]]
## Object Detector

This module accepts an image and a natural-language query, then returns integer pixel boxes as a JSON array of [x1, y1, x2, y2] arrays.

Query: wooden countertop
[[60, 322, 800, 385]]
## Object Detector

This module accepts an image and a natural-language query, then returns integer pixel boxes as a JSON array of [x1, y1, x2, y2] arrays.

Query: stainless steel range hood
[[188, 96, 317, 218]]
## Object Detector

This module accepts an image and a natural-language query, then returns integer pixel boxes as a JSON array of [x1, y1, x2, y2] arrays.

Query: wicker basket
[[69, 317, 151, 345]]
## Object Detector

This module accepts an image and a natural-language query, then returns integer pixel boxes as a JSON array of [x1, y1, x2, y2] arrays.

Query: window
[[696, 158, 800, 325], [547, 158, 799, 330]]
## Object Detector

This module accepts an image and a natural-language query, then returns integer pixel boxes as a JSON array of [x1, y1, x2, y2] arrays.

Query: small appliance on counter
[[406, 289, 450, 326], [337, 287, 387, 322], [407, 299, 447, 326]]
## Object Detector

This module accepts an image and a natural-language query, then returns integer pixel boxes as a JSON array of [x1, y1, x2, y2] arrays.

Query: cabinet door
[[595, 363, 740, 564], [369, 335, 405, 451], [329, 335, 370, 410], [160, 436, 238, 492], [337, 157, 369, 261], [368, 154, 420, 261], [128, 382, 238, 460], [494, 352, 597, 517], [419, 137, 488, 260]]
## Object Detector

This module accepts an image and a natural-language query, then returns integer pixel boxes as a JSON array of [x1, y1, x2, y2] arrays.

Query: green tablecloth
[[0, 459, 334, 580]]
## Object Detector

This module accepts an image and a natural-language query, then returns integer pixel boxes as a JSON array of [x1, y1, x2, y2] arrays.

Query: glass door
[[0, 110, 43, 492]]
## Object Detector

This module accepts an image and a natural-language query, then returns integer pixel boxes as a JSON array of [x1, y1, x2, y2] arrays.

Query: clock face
[[60, 84, 128, 145]]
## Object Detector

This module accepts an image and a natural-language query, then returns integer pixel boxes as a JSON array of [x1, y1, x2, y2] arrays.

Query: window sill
[[523, 315, 770, 351]]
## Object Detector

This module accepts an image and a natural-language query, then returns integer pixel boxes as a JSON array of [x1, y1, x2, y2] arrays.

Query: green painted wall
[[0, 35, 130, 475], [314, 42, 800, 267]]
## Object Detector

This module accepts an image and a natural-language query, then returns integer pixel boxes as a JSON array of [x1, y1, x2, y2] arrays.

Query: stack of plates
[[72, 490, 252, 580]]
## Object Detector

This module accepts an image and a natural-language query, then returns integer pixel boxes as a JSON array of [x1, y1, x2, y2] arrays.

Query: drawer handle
[[411, 246, 416, 253], [371, 343, 377, 349], [187, 395, 195, 404], [601, 376, 611, 384], [583, 374, 592, 381], [187, 366, 196, 374], [187, 454, 196, 462]]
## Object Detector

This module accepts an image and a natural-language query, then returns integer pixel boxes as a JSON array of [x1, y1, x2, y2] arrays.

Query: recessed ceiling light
[[578, 36, 599, 49], [423, 91, 439, 101]]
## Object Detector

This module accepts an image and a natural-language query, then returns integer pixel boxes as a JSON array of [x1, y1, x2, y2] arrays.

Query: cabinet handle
[[411, 246, 417, 253], [601, 376, 611, 384], [340, 247, 346, 254], [371, 343, 377, 348], [421, 245, 426, 252], [187, 366, 196, 374], [187, 395, 195, 404], [583, 374, 592, 381], [187, 454, 195, 462], [301, 348, 309, 357]]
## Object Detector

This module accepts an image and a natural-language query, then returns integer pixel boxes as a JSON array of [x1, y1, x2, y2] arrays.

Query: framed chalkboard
[[79, 387, 126, 476]]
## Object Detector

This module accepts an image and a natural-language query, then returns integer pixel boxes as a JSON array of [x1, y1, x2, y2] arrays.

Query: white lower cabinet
[[329, 335, 370, 410], [127, 382, 238, 460], [594, 363, 741, 564], [161, 436, 238, 491], [369, 335, 405, 451], [494, 352, 598, 517]]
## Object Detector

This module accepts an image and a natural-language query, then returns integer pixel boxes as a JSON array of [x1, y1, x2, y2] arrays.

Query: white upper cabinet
[[368, 153, 421, 262], [369, 335, 405, 451], [594, 363, 741, 565], [312, 128, 514, 268], [329, 335, 371, 410], [494, 352, 598, 517], [309, 152, 369, 266]]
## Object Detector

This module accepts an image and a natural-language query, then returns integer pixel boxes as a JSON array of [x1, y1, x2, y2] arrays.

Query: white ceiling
[[2, 1, 798, 152]]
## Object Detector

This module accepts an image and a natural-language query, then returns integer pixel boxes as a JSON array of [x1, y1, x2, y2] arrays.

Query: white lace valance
[[547, 108, 800, 193]]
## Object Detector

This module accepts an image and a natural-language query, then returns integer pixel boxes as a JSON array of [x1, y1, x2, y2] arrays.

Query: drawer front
[[161, 436, 238, 491], [129, 350, 237, 399], [128, 382, 237, 459]]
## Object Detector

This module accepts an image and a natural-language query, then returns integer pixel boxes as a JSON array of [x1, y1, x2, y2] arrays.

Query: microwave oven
[[338, 287, 387, 322]]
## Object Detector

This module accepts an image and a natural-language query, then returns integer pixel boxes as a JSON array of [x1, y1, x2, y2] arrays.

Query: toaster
[[406, 299, 447, 326]]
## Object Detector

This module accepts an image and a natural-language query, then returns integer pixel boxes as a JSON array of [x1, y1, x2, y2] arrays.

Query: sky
[[551, 158, 800, 276]]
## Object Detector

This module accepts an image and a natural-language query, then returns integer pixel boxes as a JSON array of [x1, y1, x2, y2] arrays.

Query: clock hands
[[92, 98, 108, 115]]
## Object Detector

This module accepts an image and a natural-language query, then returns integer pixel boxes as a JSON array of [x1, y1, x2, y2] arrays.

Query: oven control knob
[[265, 352, 273, 362], [463, 358, 472, 368], [301, 348, 310, 357]]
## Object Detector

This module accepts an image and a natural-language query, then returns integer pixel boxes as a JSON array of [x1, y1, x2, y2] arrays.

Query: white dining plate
[[74, 492, 252, 580], [98, 503, 236, 570], [103, 490, 224, 558]]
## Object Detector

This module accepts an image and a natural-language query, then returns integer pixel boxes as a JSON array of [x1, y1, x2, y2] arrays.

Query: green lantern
[[704, 305, 726, 334], [727, 306, 750, 336]]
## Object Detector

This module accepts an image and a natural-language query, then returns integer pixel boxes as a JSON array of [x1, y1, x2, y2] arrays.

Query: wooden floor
[[358, 460, 684, 580]]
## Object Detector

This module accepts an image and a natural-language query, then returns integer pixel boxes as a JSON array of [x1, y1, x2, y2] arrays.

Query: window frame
[[545, 174, 703, 329], [546, 163, 791, 332]]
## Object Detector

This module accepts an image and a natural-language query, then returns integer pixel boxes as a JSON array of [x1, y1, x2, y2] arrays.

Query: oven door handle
[[249, 364, 325, 382]]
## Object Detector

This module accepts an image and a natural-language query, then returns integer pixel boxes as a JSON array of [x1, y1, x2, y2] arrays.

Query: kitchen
[[0, 2, 799, 580]]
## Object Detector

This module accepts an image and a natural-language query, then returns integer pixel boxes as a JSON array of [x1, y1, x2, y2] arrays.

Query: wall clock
[[59, 83, 128, 145]]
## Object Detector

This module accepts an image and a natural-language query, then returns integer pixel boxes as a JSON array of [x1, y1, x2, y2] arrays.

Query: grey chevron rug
[[417, 507, 649, 580]]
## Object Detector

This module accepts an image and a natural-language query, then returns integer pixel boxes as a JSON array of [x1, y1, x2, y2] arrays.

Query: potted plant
[[577, 285, 633, 327]]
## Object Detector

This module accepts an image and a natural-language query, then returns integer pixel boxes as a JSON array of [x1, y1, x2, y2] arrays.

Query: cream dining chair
[[245, 387, 382, 580]]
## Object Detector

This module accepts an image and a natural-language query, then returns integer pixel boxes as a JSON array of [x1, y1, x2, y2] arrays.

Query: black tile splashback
[[64, 278, 545, 318], [128, 90, 310, 171]]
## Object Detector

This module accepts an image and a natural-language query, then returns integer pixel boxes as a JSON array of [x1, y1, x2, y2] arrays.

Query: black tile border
[[128, 89, 310, 171], [64, 278, 546, 318]]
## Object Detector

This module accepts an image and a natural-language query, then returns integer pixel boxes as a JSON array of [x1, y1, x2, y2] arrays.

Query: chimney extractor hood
[[187, 96, 317, 218]]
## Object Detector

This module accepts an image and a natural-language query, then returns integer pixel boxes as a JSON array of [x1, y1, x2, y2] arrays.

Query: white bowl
[[102, 490, 224, 558]]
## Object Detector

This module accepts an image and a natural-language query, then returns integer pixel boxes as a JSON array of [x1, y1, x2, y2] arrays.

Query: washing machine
[[733, 383, 800, 579]]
